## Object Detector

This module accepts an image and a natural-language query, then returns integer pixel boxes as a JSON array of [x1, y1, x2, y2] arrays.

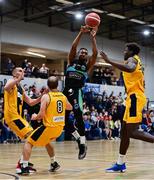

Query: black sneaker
[[16, 165, 30, 175], [49, 161, 60, 172], [28, 162, 34, 167], [16, 162, 36, 175], [78, 144, 87, 160]]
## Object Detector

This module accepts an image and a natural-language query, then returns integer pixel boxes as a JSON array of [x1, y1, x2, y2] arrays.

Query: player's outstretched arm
[[68, 26, 90, 65], [100, 51, 137, 73], [87, 27, 98, 73], [31, 94, 49, 120], [23, 88, 48, 106]]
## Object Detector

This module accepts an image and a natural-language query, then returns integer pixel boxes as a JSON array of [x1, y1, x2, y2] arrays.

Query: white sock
[[51, 156, 55, 164], [22, 160, 28, 168], [20, 155, 23, 164], [72, 130, 80, 140], [117, 154, 125, 165], [80, 136, 86, 144]]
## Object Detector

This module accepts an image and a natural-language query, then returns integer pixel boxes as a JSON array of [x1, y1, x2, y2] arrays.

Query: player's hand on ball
[[90, 26, 98, 37], [31, 113, 37, 120], [80, 25, 90, 33]]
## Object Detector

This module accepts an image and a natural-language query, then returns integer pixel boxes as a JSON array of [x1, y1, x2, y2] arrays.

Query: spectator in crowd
[[6, 58, 15, 75], [39, 63, 49, 79], [24, 62, 32, 77], [32, 65, 40, 78], [22, 59, 28, 69], [92, 67, 102, 84], [104, 67, 111, 85]]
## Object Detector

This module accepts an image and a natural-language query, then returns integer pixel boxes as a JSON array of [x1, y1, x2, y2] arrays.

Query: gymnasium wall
[[1, 21, 154, 100], [0, 75, 124, 96]]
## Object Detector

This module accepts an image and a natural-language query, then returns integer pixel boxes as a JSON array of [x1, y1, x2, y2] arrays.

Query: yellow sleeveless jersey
[[4, 85, 23, 122], [122, 55, 145, 94], [43, 92, 67, 127]]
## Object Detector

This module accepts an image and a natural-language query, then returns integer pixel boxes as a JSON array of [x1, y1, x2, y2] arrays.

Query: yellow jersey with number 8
[[122, 55, 145, 94], [43, 92, 66, 127]]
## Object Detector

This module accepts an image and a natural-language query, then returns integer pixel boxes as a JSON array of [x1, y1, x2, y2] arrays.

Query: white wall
[[0, 75, 63, 91], [1, 21, 154, 100]]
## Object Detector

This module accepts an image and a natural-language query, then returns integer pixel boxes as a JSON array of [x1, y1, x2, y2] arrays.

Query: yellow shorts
[[27, 125, 63, 146], [123, 93, 146, 123], [7, 118, 33, 139]]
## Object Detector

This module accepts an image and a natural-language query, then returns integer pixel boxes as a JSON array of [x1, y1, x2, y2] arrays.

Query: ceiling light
[[148, 24, 154, 28], [129, 19, 146, 24], [75, 12, 83, 19], [56, 0, 74, 5], [107, 13, 126, 19], [85, 8, 107, 14], [27, 51, 46, 58], [143, 30, 150, 36], [66, 11, 75, 15], [49, 5, 60, 10]]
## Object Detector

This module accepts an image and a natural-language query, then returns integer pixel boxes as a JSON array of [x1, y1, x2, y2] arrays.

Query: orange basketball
[[85, 12, 101, 28]]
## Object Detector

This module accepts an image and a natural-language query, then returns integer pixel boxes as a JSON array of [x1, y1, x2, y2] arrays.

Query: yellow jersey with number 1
[[43, 92, 66, 127], [122, 55, 145, 95]]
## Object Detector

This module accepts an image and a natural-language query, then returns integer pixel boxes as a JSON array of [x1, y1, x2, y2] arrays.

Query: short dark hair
[[47, 76, 58, 90], [126, 42, 140, 55], [78, 48, 88, 53]]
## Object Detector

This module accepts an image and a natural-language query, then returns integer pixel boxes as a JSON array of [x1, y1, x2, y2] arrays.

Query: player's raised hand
[[80, 25, 90, 33], [100, 51, 110, 63], [90, 26, 98, 37]]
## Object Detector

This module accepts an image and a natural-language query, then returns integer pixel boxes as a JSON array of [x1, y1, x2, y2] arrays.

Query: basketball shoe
[[16, 161, 36, 174], [105, 163, 126, 173], [77, 139, 87, 160], [49, 161, 60, 172]]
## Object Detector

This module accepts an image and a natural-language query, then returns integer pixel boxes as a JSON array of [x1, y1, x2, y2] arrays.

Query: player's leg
[[106, 121, 128, 172], [73, 89, 87, 159], [45, 143, 60, 172], [63, 88, 78, 140], [7, 118, 36, 174]]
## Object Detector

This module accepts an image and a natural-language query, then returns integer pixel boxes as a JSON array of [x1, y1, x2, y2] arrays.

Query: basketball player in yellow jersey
[[4, 67, 46, 173], [18, 76, 72, 175], [4, 67, 42, 138], [100, 43, 154, 172]]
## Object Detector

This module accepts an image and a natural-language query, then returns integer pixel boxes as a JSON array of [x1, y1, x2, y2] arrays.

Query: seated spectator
[[39, 63, 49, 79], [83, 115, 91, 140], [24, 62, 32, 77], [92, 67, 102, 84], [141, 112, 150, 132], [32, 65, 40, 78], [6, 58, 15, 75], [23, 109, 31, 122], [22, 59, 28, 69], [104, 67, 111, 85]]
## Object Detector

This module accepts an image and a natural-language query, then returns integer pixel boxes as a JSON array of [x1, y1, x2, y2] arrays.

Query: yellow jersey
[[43, 92, 67, 127], [122, 55, 145, 94], [4, 84, 23, 122]]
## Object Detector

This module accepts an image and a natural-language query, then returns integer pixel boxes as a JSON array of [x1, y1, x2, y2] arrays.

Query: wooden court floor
[[0, 139, 154, 179]]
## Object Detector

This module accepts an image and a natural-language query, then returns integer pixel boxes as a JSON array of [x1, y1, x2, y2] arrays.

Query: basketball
[[85, 12, 101, 28]]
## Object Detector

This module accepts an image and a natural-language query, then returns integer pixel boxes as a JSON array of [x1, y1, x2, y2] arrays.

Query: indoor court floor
[[0, 140, 154, 179]]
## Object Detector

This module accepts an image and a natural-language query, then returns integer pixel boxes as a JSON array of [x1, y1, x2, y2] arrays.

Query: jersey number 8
[[57, 100, 63, 113]]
